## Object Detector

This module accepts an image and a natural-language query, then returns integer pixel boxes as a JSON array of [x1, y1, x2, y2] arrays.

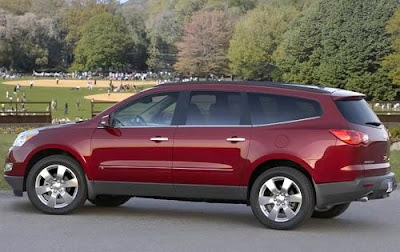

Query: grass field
[[0, 132, 399, 190], [0, 133, 16, 189], [0, 80, 152, 119]]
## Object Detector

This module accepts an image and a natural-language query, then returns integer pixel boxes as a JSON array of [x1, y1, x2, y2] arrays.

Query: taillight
[[330, 129, 369, 145]]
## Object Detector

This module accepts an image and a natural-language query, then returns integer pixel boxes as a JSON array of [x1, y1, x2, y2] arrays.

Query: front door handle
[[226, 137, 246, 142], [150, 137, 169, 142]]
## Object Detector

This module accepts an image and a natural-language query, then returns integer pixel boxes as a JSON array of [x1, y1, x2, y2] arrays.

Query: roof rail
[[158, 80, 332, 94]]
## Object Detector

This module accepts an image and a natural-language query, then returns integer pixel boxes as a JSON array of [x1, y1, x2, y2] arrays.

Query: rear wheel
[[250, 167, 315, 230], [89, 195, 131, 207], [26, 155, 87, 214], [312, 203, 350, 218]]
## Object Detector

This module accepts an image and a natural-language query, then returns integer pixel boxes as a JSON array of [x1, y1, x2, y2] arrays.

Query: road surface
[[0, 191, 399, 252]]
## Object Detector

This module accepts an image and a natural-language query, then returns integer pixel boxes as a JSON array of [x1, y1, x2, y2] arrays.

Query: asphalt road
[[0, 191, 399, 252]]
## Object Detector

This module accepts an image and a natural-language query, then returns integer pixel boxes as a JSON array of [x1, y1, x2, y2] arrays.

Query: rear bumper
[[315, 172, 397, 208], [4, 175, 24, 197]]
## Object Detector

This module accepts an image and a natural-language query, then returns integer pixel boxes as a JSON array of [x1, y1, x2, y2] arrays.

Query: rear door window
[[335, 99, 381, 126], [185, 91, 242, 125], [248, 93, 322, 125]]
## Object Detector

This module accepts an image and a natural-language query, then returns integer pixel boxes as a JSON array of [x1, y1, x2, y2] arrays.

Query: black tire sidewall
[[312, 203, 350, 218], [26, 155, 87, 214], [250, 167, 315, 230]]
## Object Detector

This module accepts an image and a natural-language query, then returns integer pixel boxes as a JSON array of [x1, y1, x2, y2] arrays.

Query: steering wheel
[[132, 115, 147, 126]]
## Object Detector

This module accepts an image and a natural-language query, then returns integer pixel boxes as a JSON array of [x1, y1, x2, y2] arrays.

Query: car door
[[172, 90, 251, 199], [90, 91, 180, 196]]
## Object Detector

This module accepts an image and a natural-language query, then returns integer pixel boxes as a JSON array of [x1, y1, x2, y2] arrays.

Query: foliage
[[71, 12, 134, 71], [228, 1, 305, 80], [275, 0, 399, 100], [382, 8, 400, 87], [0, 10, 63, 71], [389, 127, 400, 142], [175, 10, 236, 76], [0, 0, 399, 100]]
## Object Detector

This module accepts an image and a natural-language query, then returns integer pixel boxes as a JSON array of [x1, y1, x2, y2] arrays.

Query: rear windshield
[[335, 99, 381, 125]]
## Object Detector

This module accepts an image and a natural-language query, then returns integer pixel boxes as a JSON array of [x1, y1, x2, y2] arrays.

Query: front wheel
[[26, 155, 87, 214], [250, 167, 315, 230], [312, 203, 350, 218]]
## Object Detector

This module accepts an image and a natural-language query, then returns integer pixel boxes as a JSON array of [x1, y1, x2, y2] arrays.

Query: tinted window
[[248, 93, 322, 125], [336, 99, 380, 125], [185, 91, 241, 125], [113, 92, 178, 127]]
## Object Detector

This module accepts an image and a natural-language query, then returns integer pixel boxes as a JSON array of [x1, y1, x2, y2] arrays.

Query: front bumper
[[4, 175, 24, 197], [315, 172, 397, 208]]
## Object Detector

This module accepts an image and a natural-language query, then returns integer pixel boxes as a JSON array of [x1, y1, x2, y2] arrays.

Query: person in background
[[64, 103, 68, 115], [29, 80, 33, 89], [76, 99, 81, 111], [51, 99, 56, 110], [56, 78, 59, 85]]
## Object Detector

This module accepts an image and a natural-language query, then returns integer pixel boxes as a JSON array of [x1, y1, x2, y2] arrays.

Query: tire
[[312, 203, 350, 219], [89, 195, 131, 207], [26, 155, 87, 214], [250, 167, 315, 230]]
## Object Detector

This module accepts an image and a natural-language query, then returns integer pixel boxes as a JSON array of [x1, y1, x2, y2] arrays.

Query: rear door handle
[[226, 137, 246, 142], [150, 137, 169, 142]]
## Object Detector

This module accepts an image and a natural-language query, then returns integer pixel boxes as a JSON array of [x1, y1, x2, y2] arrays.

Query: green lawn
[[391, 150, 400, 181], [0, 132, 399, 190], [0, 134, 16, 190], [0, 81, 147, 119]]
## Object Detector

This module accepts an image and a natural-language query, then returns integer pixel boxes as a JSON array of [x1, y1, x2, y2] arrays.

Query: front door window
[[113, 93, 179, 127]]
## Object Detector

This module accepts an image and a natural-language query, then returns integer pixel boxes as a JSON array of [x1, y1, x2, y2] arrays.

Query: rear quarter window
[[335, 99, 380, 125], [248, 93, 322, 125]]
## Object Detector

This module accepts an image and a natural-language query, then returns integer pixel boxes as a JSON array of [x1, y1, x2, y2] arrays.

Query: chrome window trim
[[252, 116, 321, 127], [177, 125, 251, 128], [97, 125, 177, 129], [97, 117, 319, 128]]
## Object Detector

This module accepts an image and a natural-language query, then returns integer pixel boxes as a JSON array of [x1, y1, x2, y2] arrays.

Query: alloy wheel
[[34, 164, 79, 209], [258, 176, 302, 222]]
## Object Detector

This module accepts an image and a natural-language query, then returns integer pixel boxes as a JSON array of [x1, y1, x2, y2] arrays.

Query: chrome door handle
[[226, 137, 246, 142], [150, 137, 169, 142]]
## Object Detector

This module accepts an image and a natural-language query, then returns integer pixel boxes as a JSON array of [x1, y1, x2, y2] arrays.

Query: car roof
[[157, 81, 338, 94]]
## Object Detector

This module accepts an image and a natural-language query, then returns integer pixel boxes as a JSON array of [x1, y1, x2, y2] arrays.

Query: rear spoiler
[[331, 89, 366, 101]]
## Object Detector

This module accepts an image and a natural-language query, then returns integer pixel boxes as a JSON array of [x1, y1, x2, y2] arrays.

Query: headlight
[[13, 129, 39, 147]]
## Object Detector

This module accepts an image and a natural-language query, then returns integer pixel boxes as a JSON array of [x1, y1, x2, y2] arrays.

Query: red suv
[[4, 82, 397, 229]]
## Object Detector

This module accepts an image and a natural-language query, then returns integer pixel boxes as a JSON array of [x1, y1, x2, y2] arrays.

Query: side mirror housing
[[100, 115, 112, 128]]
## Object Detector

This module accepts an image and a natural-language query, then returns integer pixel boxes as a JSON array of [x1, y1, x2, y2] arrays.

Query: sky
[[120, 0, 128, 3]]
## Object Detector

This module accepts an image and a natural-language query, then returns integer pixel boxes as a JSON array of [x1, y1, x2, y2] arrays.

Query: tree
[[145, 0, 207, 71], [382, 7, 400, 87], [174, 10, 236, 76], [275, 0, 399, 100], [0, 10, 62, 71], [118, 5, 149, 70], [228, 1, 308, 80], [0, 0, 31, 15], [71, 12, 134, 72]]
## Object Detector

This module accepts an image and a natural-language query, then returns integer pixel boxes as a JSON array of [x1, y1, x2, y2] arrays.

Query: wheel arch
[[247, 158, 316, 202], [24, 147, 89, 190]]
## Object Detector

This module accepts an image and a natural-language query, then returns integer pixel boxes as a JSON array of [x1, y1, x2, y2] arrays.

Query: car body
[[4, 81, 397, 229]]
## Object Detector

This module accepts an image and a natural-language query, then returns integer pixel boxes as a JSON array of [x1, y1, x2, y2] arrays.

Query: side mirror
[[100, 115, 112, 128]]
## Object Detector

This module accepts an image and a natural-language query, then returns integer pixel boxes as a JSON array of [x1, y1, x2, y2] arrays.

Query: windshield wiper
[[365, 121, 381, 126]]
